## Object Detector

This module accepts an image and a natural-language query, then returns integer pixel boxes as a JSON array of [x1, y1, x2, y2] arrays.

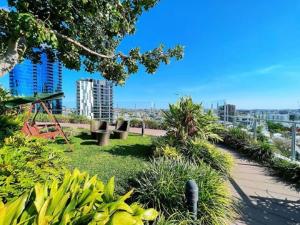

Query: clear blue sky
[[1, 0, 300, 109]]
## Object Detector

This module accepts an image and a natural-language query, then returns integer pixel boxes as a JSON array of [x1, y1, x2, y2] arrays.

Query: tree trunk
[[0, 39, 20, 77]]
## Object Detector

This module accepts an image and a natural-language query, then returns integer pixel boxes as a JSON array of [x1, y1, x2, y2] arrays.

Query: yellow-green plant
[[186, 139, 234, 175], [0, 133, 65, 201], [154, 145, 181, 160], [0, 169, 158, 225]]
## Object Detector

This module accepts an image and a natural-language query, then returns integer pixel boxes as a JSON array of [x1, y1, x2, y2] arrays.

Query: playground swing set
[[5, 92, 70, 145]]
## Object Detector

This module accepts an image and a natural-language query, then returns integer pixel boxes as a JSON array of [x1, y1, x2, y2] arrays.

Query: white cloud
[[255, 64, 283, 74]]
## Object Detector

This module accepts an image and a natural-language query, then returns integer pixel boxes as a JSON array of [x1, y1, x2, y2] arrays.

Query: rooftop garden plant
[[163, 97, 222, 144], [134, 158, 235, 225], [0, 133, 65, 202], [0, 169, 158, 225]]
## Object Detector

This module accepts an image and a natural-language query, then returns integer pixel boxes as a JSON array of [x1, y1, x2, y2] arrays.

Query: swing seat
[[4, 92, 69, 144]]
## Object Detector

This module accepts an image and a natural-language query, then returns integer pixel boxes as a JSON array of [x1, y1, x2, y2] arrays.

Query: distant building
[[76, 79, 113, 122], [9, 53, 63, 114], [218, 104, 236, 122]]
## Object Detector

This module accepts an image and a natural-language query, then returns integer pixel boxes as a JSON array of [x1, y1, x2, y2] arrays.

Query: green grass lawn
[[52, 130, 153, 193]]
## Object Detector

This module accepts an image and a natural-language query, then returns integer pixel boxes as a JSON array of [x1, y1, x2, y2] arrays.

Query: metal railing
[[219, 115, 300, 163]]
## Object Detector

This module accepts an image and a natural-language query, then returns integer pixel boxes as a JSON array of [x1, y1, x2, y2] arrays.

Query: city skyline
[[1, 1, 300, 109]]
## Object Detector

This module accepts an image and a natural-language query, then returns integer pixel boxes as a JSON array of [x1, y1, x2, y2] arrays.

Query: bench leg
[[97, 133, 110, 146]]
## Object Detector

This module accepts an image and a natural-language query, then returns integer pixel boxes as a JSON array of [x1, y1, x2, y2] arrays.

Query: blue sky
[[1, 0, 300, 109]]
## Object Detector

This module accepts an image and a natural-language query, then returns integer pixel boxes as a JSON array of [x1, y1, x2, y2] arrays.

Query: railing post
[[185, 180, 198, 220], [291, 123, 296, 161], [253, 118, 257, 141], [141, 120, 145, 136]]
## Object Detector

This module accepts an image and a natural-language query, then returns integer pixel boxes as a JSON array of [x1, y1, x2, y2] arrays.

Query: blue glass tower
[[9, 54, 63, 114]]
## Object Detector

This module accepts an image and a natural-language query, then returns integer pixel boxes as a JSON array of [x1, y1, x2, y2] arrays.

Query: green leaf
[[103, 177, 115, 202], [108, 211, 136, 225], [141, 208, 158, 221]]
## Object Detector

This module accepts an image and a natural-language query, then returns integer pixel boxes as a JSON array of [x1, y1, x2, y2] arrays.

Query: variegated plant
[[0, 169, 158, 225]]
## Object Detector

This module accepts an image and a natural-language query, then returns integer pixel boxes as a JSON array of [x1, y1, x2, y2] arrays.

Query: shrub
[[154, 144, 181, 160], [269, 158, 300, 189], [134, 158, 235, 225], [155, 213, 192, 225], [144, 119, 164, 130], [0, 133, 65, 201], [130, 119, 164, 130], [220, 128, 275, 163], [220, 127, 252, 150], [0, 169, 158, 225], [163, 97, 222, 144], [267, 121, 290, 134], [243, 141, 275, 162], [130, 118, 143, 128], [152, 136, 233, 175], [32, 113, 90, 124], [185, 139, 234, 175], [272, 137, 291, 158], [0, 115, 22, 144]]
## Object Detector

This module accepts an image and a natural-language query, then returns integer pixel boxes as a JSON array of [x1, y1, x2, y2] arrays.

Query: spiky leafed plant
[[163, 97, 222, 143]]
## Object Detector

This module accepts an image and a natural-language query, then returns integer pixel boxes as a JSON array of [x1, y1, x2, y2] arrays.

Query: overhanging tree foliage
[[0, 0, 184, 83]]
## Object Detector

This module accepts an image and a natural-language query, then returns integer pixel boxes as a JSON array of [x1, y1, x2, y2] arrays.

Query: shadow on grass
[[81, 140, 98, 145], [53, 138, 69, 145], [230, 177, 300, 225], [75, 132, 94, 140], [109, 144, 152, 159]]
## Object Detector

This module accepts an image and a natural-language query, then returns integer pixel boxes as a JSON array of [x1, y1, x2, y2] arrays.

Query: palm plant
[[163, 97, 222, 143]]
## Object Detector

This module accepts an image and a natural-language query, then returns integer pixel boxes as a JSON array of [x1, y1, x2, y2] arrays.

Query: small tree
[[0, 86, 11, 114], [163, 97, 222, 143], [0, 0, 184, 83]]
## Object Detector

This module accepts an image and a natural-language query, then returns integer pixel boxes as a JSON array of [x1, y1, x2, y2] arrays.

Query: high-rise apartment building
[[9, 53, 63, 113], [76, 79, 113, 122], [218, 104, 236, 122]]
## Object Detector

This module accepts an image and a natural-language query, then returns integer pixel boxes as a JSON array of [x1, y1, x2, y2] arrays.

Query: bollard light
[[185, 180, 198, 220], [141, 121, 145, 136]]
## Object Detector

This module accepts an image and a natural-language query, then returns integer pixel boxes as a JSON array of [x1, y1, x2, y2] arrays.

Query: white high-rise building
[[76, 79, 113, 122]]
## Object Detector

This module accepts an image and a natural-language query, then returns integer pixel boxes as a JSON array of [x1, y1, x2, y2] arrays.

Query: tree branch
[[0, 38, 20, 77], [53, 31, 115, 59]]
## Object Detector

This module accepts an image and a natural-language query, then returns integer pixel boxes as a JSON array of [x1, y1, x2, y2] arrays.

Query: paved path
[[218, 146, 300, 225], [41, 122, 299, 224], [39, 122, 167, 136]]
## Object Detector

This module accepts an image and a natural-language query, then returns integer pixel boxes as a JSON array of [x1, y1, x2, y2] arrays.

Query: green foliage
[[130, 119, 143, 128], [153, 144, 181, 160], [163, 97, 222, 144], [270, 158, 300, 189], [130, 119, 164, 130], [267, 121, 290, 134], [0, 115, 22, 144], [220, 127, 274, 162], [1, 0, 183, 83], [185, 139, 233, 175], [29, 113, 90, 124], [0, 169, 158, 225], [0, 133, 65, 201], [272, 137, 291, 157], [144, 120, 165, 130], [0, 87, 10, 114], [134, 158, 235, 225], [154, 213, 192, 225], [256, 125, 269, 142], [243, 141, 275, 162], [220, 127, 252, 150]]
